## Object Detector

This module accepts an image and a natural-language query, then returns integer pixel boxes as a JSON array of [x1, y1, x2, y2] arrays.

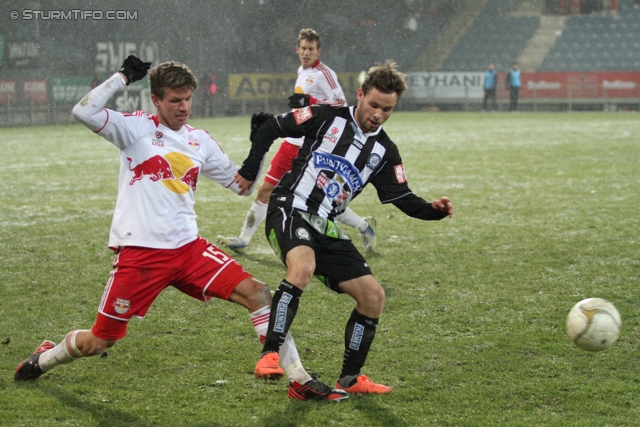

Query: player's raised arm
[[72, 55, 150, 132]]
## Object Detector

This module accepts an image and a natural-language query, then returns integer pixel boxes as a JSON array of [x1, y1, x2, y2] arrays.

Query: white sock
[[280, 334, 312, 384], [38, 330, 84, 372], [336, 207, 363, 230], [356, 218, 370, 232], [239, 200, 268, 244], [249, 306, 270, 344], [249, 306, 312, 384]]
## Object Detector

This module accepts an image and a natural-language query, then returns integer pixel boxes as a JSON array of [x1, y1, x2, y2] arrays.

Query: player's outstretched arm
[[237, 114, 282, 182], [432, 197, 454, 218], [233, 172, 255, 195]]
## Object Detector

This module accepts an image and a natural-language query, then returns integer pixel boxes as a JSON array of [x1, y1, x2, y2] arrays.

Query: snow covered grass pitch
[[1, 111, 639, 426]]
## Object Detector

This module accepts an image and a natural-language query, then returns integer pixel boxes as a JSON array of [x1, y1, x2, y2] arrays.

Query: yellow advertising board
[[228, 72, 362, 101]]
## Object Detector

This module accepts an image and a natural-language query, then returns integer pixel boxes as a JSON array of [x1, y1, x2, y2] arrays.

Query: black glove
[[250, 112, 274, 142], [288, 93, 311, 109], [119, 55, 151, 85]]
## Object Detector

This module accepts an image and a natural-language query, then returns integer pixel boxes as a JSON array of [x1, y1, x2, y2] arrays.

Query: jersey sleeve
[[371, 143, 448, 221], [237, 105, 326, 181], [199, 133, 253, 195], [72, 72, 150, 150], [314, 66, 346, 107]]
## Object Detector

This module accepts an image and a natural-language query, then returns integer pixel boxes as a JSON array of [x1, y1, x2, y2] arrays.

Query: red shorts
[[264, 141, 300, 186], [91, 237, 252, 340]]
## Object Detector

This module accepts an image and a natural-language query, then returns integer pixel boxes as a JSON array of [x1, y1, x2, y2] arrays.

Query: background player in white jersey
[[14, 55, 347, 402], [217, 28, 377, 253], [234, 61, 453, 396]]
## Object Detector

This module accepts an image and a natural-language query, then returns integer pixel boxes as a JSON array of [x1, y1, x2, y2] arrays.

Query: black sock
[[339, 309, 378, 379], [261, 280, 303, 354]]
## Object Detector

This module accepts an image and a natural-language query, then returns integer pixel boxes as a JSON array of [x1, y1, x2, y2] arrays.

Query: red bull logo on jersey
[[188, 137, 200, 151], [128, 155, 175, 185], [128, 152, 200, 194], [180, 166, 199, 191]]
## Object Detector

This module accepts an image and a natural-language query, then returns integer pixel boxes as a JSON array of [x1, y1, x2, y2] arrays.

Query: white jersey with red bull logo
[[73, 73, 246, 250], [287, 59, 346, 147]]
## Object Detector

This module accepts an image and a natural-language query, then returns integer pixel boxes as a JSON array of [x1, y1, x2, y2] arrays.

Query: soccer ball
[[566, 298, 621, 352]]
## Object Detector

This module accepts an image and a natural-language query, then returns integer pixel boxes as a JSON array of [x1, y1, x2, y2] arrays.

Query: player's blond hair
[[361, 60, 408, 99], [149, 61, 198, 99], [297, 28, 321, 49]]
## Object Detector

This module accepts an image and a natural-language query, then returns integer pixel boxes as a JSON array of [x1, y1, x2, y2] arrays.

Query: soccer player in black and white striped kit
[[238, 61, 453, 397]]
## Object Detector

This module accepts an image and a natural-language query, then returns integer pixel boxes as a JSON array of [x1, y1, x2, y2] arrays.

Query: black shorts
[[265, 206, 372, 293]]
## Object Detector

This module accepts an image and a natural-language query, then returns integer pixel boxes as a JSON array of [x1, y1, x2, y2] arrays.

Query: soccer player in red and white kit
[[217, 28, 377, 253], [14, 56, 347, 401]]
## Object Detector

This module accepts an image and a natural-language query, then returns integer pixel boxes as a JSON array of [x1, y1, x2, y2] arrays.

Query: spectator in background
[[201, 74, 217, 117], [482, 63, 497, 111], [506, 62, 521, 111]]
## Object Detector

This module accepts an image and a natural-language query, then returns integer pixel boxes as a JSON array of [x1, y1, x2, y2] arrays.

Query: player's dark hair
[[297, 28, 321, 49], [361, 60, 408, 99], [149, 61, 198, 99]]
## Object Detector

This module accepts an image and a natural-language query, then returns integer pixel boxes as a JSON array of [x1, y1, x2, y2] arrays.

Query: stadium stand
[[539, 0, 640, 71], [438, 0, 541, 72]]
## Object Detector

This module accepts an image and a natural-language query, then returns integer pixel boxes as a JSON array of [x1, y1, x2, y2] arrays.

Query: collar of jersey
[[349, 106, 382, 138]]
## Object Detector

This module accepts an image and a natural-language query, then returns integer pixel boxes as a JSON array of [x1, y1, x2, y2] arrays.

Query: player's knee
[[359, 283, 385, 314], [78, 334, 119, 357], [287, 266, 314, 288], [370, 285, 386, 309], [233, 278, 272, 310]]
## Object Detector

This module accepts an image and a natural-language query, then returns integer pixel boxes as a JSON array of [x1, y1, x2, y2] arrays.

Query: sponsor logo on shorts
[[296, 227, 310, 240], [274, 293, 293, 333], [349, 323, 364, 350], [113, 298, 131, 314]]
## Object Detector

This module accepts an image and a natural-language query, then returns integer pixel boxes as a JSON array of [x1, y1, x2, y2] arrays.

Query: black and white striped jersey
[[240, 104, 448, 222]]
